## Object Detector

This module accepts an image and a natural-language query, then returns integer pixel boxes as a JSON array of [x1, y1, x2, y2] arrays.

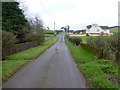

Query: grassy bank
[[78, 36, 90, 43], [65, 37, 119, 88], [2, 37, 58, 81]]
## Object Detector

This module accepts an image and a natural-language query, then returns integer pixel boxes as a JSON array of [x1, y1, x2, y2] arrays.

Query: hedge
[[66, 34, 82, 46], [2, 30, 16, 59], [2, 41, 40, 60]]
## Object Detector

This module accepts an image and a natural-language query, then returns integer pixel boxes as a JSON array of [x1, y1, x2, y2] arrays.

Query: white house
[[86, 24, 110, 34]]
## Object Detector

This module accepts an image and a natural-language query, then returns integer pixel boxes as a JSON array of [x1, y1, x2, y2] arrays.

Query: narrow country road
[[3, 34, 87, 88]]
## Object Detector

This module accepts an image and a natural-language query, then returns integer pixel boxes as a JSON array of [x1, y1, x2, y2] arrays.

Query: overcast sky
[[17, 0, 119, 30]]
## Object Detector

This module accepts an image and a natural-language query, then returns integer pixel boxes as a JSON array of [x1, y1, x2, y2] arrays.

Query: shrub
[[66, 34, 82, 46], [22, 25, 45, 45], [2, 30, 16, 59], [87, 37, 110, 59], [73, 37, 82, 46], [106, 37, 119, 64], [25, 29, 44, 44], [0, 30, 2, 60], [86, 36, 119, 64]]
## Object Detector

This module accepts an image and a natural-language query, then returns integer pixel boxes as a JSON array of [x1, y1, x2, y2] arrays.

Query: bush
[[21, 25, 45, 45], [25, 29, 44, 44], [66, 34, 82, 46], [2, 30, 16, 59], [106, 37, 119, 64], [86, 36, 119, 64], [86, 37, 109, 59]]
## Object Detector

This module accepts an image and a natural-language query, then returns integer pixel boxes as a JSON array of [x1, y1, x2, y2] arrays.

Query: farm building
[[86, 24, 110, 34]]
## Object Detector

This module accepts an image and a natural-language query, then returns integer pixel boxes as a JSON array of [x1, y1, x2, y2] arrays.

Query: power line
[[38, 0, 56, 30], [39, 0, 55, 22]]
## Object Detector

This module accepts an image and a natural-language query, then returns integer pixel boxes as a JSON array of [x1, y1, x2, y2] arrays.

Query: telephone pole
[[54, 22, 55, 31]]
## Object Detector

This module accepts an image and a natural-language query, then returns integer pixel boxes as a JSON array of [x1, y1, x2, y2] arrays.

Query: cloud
[[18, 0, 119, 30]]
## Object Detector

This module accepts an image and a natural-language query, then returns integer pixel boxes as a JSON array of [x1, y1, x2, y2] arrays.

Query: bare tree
[[25, 17, 45, 44], [63, 25, 70, 32]]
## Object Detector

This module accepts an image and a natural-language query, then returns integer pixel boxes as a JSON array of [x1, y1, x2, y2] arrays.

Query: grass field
[[110, 27, 120, 36], [65, 37, 119, 88], [44, 30, 55, 37], [2, 37, 58, 81], [44, 30, 55, 34]]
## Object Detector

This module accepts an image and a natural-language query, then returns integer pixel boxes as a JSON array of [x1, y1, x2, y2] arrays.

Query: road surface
[[3, 34, 87, 88]]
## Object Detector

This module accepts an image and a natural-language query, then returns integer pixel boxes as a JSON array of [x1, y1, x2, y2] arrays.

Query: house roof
[[100, 26, 110, 29], [87, 25, 92, 29], [87, 24, 110, 29]]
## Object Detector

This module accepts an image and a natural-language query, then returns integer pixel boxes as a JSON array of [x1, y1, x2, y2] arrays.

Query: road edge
[[2, 37, 59, 83]]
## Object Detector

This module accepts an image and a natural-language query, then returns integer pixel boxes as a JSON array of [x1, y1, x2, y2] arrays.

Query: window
[[104, 29, 107, 31], [97, 29, 100, 32]]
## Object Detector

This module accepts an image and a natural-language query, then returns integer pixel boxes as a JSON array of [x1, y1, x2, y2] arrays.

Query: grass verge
[[2, 60, 27, 81], [65, 37, 119, 88], [2, 37, 58, 81], [7, 37, 58, 60]]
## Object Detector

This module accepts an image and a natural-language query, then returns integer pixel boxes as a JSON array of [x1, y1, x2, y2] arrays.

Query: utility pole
[[54, 22, 55, 31]]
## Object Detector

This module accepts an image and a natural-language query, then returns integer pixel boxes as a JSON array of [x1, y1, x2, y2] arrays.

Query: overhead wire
[[39, 0, 55, 23]]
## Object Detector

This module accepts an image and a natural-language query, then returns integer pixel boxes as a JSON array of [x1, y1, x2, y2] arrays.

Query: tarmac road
[[3, 33, 87, 88]]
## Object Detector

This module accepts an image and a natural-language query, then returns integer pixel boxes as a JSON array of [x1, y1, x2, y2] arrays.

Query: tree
[[25, 17, 44, 44], [63, 25, 70, 32], [60, 27, 64, 30], [67, 25, 70, 32], [61, 27, 67, 32], [2, 2, 28, 33]]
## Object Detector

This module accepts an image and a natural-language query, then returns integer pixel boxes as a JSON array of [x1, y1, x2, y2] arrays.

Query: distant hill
[[110, 27, 120, 33], [110, 26, 120, 28]]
